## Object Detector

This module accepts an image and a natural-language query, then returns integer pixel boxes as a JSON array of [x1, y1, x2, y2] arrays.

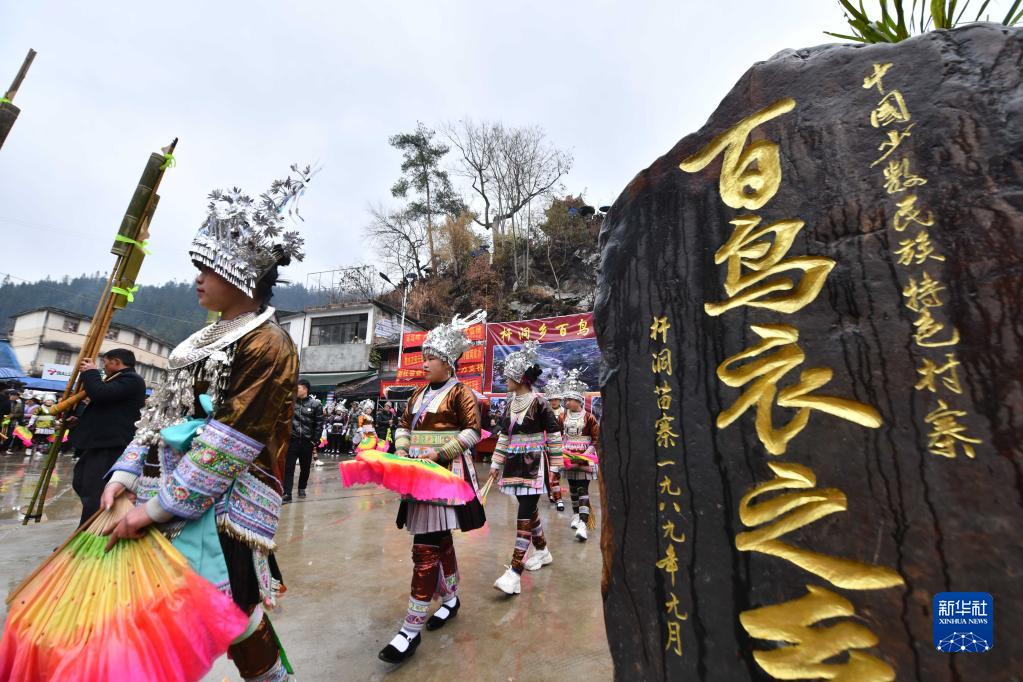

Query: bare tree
[[366, 204, 431, 281], [493, 126, 572, 286], [445, 118, 501, 232], [446, 120, 573, 283]]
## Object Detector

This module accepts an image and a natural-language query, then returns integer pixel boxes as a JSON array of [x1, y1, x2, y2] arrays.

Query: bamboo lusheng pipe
[[21, 139, 177, 525], [50, 390, 88, 415], [4, 48, 37, 101]]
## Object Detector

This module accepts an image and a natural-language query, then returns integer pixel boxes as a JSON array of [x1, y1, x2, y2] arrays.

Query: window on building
[[133, 333, 142, 346], [55, 350, 72, 365], [147, 339, 153, 351], [281, 321, 291, 334], [309, 314, 368, 346], [105, 329, 119, 341], [62, 318, 79, 333]]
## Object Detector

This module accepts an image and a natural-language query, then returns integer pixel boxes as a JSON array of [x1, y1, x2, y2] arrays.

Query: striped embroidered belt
[[409, 430, 475, 506]]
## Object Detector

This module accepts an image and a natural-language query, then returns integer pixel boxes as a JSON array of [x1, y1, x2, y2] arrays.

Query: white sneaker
[[314, 459, 324, 467], [524, 547, 553, 571], [570, 514, 581, 529], [493, 566, 521, 595], [575, 525, 588, 542]]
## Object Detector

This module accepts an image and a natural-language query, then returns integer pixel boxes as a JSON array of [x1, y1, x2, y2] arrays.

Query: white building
[[278, 300, 426, 394], [8, 307, 171, 388]]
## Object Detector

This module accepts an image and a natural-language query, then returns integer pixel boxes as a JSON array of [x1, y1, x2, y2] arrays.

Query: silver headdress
[[422, 309, 487, 369], [544, 372, 565, 400], [189, 164, 315, 298], [361, 399, 375, 414], [501, 340, 541, 383], [561, 368, 589, 404]]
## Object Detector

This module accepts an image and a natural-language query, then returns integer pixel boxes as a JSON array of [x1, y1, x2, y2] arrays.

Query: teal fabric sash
[[162, 395, 229, 591]]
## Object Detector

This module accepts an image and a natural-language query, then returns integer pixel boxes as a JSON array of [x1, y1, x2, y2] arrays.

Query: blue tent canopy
[[19, 376, 69, 392], [0, 341, 25, 379]]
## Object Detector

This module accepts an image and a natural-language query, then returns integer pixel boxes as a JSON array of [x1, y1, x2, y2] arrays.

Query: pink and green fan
[[0, 497, 247, 681], [11, 425, 32, 446], [340, 449, 475, 502]]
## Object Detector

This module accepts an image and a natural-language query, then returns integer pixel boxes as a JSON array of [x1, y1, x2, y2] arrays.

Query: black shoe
[[298, 489, 307, 498], [556, 501, 565, 512], [426, 598, 460, 631], [378, 631, 420, 663], [282, 493, 292, 504]]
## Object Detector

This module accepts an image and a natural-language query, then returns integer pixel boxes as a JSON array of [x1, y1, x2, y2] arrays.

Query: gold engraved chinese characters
[[680, 95, 901, 681], [680, 98, 795, 210], [862, 62, 982, 459], [650, 314, 687, 657]]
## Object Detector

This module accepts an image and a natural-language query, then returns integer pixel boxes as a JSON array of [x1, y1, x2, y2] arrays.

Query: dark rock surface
[[0, 102, 20, 151], [596, 24, 1022, 681]]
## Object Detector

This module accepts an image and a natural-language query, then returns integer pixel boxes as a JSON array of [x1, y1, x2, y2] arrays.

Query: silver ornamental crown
[[561, 368, 589, 403], [361, 399, 375, 413], [544, 372, 565, 399], [501, 340, 541, 382], [422, 309, 487, 369], [189, 164, 315, 298]]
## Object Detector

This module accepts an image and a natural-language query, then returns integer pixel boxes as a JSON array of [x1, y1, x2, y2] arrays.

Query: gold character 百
[[679, 98, 796, 210]]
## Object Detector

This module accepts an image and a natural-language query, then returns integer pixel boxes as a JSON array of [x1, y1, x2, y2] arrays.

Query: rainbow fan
[[340, 449, 475, 502], [356, 433, 390, 453], [12, 425, 32, 447], [563, 451, 598, 466], [0, 498, 247, 682]]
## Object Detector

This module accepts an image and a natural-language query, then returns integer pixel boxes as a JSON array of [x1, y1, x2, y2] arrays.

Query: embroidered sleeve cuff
[[108, 470, 138, 493], [145, 495, 175, 523], [158, 419, 263, 520], [108, 441, 148, 479], [439, 428, 479, 462], [394, 428, 411, 453]]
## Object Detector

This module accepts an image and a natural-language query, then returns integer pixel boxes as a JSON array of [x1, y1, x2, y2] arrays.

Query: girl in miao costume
[[487, 341, 564, 595], [560, 369, 600, 542], [101, 167, 313, 682], [543, 374, 566, 511], [378, 310, 487, 664], [356, 399, 380, 451]]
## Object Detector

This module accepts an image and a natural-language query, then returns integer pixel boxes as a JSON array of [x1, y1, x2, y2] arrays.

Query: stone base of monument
[[597, 23, 1021, 682]]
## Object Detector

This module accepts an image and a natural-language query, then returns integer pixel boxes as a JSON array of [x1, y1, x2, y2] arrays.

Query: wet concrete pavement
[[0, 453, 612, 681]]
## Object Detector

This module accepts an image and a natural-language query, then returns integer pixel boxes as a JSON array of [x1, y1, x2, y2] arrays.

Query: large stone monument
[[596, 24, 1021, 681]]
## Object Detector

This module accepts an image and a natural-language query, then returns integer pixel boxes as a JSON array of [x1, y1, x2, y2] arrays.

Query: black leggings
[[413, 530, 452, 545], [516, 494, 540, 520]]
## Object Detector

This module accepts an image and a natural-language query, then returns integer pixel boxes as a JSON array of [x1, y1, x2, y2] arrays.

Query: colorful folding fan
[[12, 425, 32, 446], [0, 498, 248, 682], [340, 449, 475, 502], [355, 433, 390, 453], [563, 451, 598, 466]]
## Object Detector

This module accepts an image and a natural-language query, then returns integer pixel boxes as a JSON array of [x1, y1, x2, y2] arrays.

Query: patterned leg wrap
[[551, 471, 562, 502], [529, 510, 547, 550], [580, 495, 591, 524], [511, 519, 532, 574], [404, 596, 431, 635], [436, 533, 459, 600], [569, 482, 581, 513], [230, 614, 284, 680], [410, 543, 440, 602]]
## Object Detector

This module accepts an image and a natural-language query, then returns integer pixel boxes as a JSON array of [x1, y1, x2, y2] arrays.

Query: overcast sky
[[1, 1, 846, 292]]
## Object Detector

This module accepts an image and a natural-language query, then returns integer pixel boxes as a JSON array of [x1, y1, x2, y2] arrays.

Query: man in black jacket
[[283, 379, 323, 502], [70, 348, 147, 525]]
